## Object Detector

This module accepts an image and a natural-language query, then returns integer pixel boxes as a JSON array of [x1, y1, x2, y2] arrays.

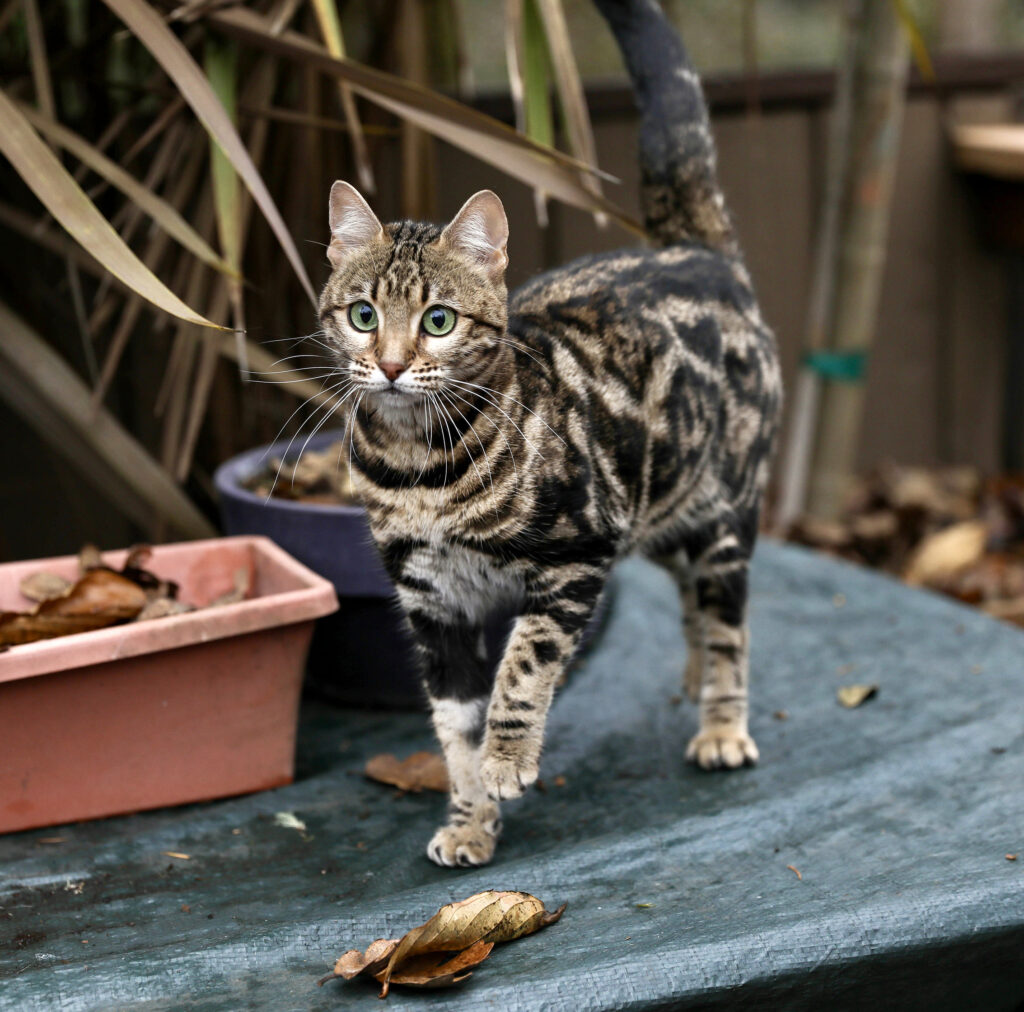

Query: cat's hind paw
[[480, 753, 539, 800], [686, 728, 759, 770], [427, 823, 499, 868]]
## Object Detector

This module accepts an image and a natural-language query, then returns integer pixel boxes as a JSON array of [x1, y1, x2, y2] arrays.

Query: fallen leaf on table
[[321, 891, 566, 997], [386, 941, 494, 988], [0, 569, 148, 645], [273, 811, 307, 832], [364, 751, 449, 793], [903, 520, 987, 587], [325, 937, 399, 982], [837, 684, 879, 708], [19, 571, 72, 602], [319, 938, 493, 990]]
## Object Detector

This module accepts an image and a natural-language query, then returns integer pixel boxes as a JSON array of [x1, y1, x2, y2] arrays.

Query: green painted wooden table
[[1, 543, 1022, 1011]]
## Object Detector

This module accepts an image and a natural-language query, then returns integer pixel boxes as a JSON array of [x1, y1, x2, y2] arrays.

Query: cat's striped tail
[[594, 0, 735, 253]]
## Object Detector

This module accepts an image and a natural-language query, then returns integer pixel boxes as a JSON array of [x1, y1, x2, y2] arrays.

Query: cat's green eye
[[349, 300, 378, 332], [422, 305, 456, 337]]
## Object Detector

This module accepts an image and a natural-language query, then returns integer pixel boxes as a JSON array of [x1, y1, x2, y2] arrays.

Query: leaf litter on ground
[[0, 544, 252, 647], [319, 891, 566, 996], [364, 751, 449, 793], [837, 684, 878, 708]]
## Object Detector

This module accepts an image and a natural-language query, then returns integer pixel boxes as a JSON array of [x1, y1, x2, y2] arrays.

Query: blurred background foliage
[[0, 0, 1012, 558]]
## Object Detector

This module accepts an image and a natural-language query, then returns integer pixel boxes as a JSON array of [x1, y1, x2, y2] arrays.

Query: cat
[[317, 0, 781, 867]]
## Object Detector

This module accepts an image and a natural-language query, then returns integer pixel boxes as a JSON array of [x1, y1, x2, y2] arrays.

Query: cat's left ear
[[439, 190, 508, 281], [328, 180, 383, 268]]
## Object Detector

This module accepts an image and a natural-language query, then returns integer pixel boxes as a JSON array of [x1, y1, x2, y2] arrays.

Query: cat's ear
[[439, 190, 508, 280], [328, 180, 383, 268]]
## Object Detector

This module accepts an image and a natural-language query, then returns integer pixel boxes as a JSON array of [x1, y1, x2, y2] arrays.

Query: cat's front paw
[[480, 752, 539, 800], [686, 728, 759, 770], [427, 822, 499, 868]]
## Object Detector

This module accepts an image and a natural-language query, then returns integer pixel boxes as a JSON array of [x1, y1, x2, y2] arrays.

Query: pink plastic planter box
[[0, 536, 338, 835]]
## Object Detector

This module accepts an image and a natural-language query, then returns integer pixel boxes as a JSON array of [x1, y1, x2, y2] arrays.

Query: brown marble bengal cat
[[316, 0, 781, 866]]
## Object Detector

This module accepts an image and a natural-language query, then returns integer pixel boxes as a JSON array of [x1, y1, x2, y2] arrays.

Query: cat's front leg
[[480, 562, 608, 800], [405, 609, 501, 867]]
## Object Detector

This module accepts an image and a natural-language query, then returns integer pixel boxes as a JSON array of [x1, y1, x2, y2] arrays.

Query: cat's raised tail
[[594, 0, 735, 253]]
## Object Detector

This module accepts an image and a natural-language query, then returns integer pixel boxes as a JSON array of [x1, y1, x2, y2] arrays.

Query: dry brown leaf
[[379, 891, 565, 996], [319, 938, 493, 991], [837, 684, 878, 708], [78, 543, 103, 573], [135, 597, 194, 621], [324, 937, 399, 983], [18, 571, 72, 602], [365, 751, 448, 793], [384, 940, 493, 988], [322, 891, 566, 997], [207, 567, 251, 607], [0, 569, 148, 645], [903, 520, 987, 587]]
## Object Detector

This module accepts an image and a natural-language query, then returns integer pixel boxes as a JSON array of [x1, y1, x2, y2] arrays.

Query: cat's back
[[507, 241, 769, 389]]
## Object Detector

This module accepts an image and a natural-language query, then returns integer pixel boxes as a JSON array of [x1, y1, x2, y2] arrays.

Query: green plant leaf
[[0, 87, 227, 330], [17, 100, 238, 279], [892, 0, 934, 83], [100, 0, 317, 305], [207, 7, 639, 233], [535, 0, 603, 211], [204, 36, 242, 272], [311, 0, 375, 193]]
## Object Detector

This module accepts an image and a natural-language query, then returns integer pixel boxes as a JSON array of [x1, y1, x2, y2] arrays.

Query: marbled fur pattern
[[316, 0, 781, 866]]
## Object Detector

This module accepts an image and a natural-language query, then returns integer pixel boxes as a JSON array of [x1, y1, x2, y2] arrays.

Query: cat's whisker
[[248, 371, 342, 386], [268, 380, 355, 498], [428, 392, 455, 487], [346, 390, 368, 473], [449, 377, 566, 448], [434, 390, 488, 492], [438, 389, 494, 492], [290, 383, 361, 484], [445, 379, 546, 461], [493, 335, 546, 369], [439, 387, 506, 493], [264, 373, 349, 461], [413, 396, 436, 484]]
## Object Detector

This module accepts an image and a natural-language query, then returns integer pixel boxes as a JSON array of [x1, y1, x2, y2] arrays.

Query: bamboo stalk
[[804, 0, 909, 521], [774, 0, 860, 531]]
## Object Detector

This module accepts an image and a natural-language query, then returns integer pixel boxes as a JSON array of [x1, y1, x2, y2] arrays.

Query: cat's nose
[[379, 361, 407, 382]]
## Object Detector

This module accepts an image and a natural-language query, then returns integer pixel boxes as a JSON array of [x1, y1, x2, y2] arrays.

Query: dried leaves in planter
[[0, 569, 147, 645], [320, 891, 567, 997], [2, 544, 250, 647], [243, 441, 358, 505]]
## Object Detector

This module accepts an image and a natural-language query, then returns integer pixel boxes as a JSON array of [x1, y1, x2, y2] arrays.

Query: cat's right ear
[[328, 181, 384, 268]]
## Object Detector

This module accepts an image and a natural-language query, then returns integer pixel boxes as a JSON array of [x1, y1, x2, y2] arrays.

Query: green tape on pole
[[803, 349, 867, 382]]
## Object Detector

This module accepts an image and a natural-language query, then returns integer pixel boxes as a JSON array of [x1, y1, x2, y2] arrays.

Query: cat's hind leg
[[681, 525, 759, 769], [653, 551, 706, 703]]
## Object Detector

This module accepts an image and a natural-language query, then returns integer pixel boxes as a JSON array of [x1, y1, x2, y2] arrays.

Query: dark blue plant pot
[[214, 430, 610, 710], [214, 431, 425, 709]]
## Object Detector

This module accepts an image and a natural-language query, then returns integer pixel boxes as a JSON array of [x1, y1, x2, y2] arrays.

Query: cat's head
[[318, 181, 509, 410]]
